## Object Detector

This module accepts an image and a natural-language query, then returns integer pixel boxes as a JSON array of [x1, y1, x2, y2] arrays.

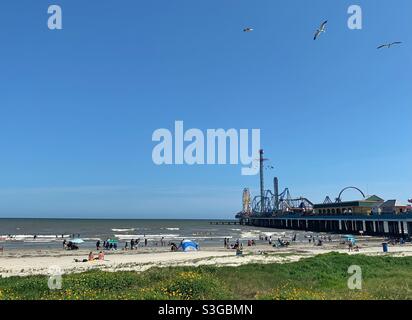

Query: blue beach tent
[[181, 240, 199, 252], [342, 235, 356, 244]]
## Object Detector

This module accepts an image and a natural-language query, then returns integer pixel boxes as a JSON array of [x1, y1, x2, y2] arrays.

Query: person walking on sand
[[144, 238, 148, 247], [96, 240, 100, 250]]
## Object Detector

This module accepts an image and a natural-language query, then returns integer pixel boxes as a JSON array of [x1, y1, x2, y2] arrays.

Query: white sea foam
[[190, 236, 232, 240], [165, 228, 180, 231], [114, 234, 180, 240], [240, 232, 260, 239], [1, 234, 71, 241], [111, 228, 135, 232]]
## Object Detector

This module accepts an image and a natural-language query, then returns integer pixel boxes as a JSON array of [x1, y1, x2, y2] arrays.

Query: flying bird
[[313, 20, 328, 40], [243, 27, 254, 32], [377, 42, 402, 49]]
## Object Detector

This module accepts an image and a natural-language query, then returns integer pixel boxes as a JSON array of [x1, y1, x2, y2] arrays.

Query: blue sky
[[0, 0, 411, 218]]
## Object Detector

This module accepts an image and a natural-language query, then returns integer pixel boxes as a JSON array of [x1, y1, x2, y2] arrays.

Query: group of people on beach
[[307, 235, 332, 246], [63, 239, 79, 250], [74, 251, 105, 263], [96, 240, 118, 251], [94, 237, 178, 252], [224, 238, 243, 250]]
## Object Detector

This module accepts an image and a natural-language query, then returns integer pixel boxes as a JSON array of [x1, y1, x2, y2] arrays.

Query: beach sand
[[1, 240, 412, 278]]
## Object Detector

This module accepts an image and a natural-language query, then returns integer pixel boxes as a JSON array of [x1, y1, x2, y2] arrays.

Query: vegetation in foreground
[[1, 253, 412, 300]]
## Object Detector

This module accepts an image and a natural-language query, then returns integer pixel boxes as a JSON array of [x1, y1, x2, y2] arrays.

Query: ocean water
[[0, 218, 319, 250]]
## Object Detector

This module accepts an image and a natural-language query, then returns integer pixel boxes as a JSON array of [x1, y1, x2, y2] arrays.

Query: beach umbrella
[[70, 238, 84, 244], [181, 240, 199, 252]]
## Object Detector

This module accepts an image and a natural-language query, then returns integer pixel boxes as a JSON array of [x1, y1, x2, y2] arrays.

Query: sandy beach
[[1, 239, 412, 278]]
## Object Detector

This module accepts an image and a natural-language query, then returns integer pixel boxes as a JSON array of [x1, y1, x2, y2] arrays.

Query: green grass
[[1, 253, 412, 300]]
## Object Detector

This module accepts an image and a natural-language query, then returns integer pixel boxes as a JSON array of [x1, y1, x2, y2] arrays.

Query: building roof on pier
[[314, 195, 384, 208]]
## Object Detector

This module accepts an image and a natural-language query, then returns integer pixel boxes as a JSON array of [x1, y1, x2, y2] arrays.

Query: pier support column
[[362, 221, 366, 232], [399, 222, 403, 235], [373, 221, 376, 233], [383, 221, 389, 234], [338, 220, 342, 231]]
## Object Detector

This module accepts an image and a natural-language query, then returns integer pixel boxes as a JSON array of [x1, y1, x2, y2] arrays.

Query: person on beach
[[63, 239, 67, 249], [131, 239, 135, 250], [144, 238, 148, 247], [98, 251, 105, 260], [124, 242, 128, 250], [96, 240, 100, 250], [88, 252, 94, 261]]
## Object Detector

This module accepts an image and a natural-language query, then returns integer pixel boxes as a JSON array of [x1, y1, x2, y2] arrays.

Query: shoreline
[[1, 240, 412, 278]]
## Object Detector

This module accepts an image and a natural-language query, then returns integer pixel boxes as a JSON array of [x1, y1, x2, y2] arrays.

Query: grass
[[1, 252, 412, 300]]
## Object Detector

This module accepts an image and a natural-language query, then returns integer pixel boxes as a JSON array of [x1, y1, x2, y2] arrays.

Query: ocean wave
[[190, 236, 233, 240], [114, 234, 180, 240], [111, 228, 135, 232], [1, 234, 71, 241], [239, 232, 260, 239], [164, 227, 180, 231]]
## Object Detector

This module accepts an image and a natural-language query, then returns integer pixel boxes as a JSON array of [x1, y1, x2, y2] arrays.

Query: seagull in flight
[[313, 20, 328, 40], [377, 42, 402, 49], [243, 27, 254, 32]]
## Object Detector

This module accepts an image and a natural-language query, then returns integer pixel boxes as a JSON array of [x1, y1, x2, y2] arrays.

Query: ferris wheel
[[242, 188, 252, 216]]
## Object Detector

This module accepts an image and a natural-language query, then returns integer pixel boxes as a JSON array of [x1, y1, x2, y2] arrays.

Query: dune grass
[[1, 252, 412, 300]]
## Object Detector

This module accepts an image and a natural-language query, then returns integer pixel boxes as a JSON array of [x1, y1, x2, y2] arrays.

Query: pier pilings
[[241, 216, 412, 237]]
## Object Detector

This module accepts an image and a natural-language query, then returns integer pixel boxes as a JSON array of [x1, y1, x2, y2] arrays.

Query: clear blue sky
[[0, 0, 411, 218]]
